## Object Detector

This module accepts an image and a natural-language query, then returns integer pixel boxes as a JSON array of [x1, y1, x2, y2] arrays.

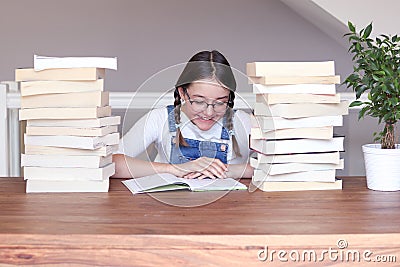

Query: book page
[[122, 173, 247, 194], [183, 178, 247, 191], [122, 173, 187, 194]]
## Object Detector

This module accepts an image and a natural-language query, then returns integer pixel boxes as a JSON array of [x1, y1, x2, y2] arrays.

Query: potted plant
[[344, 21, 400, 191]]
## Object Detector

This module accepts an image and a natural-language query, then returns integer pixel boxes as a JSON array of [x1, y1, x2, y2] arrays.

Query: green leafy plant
[[344, 21, 400, 149]]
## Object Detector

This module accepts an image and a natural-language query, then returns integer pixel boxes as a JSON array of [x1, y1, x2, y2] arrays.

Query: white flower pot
[[362, 144, 400, 191]]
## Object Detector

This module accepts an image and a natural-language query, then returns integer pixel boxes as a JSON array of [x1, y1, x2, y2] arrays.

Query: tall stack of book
[[247, 61, 349, 192], [18, 55, 120, 193]]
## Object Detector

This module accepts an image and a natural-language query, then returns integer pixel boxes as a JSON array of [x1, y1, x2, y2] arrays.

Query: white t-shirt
[[118, 107, 252, 164]]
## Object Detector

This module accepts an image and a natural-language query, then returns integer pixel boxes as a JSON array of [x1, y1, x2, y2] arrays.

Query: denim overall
[[167, 105, 230, 164]]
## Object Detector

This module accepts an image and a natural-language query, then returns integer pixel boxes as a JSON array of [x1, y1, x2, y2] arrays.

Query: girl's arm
[[183, 162, 254, 179], [226, 163, 254, 179], [112, 154, 171, 178], [113, 109, 171, 178], [113, 154, 229, 178]]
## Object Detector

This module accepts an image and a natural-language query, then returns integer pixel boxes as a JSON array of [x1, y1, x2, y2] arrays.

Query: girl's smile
[[179, 80, 230, 131]]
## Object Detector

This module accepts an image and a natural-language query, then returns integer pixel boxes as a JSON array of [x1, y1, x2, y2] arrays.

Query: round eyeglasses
[[184, 90, 229, 113]]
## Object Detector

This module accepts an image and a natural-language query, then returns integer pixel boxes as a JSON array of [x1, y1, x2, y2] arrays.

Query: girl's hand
[[170, 157, 228, 179]]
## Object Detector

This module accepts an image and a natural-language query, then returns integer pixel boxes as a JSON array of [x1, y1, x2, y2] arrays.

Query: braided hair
[[173, 50, 241, 158]]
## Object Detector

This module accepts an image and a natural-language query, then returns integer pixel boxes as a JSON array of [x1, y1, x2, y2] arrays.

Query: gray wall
[[0, 0, 381, 175], [0, 0, 353, 88]]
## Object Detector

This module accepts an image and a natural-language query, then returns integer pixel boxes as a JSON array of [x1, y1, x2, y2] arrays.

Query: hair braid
[[225, 91, 241, 158], [173, 88, 188, 147]]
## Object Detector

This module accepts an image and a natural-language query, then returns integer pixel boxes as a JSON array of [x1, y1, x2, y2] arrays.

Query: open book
[[122, 173, 247, 194]]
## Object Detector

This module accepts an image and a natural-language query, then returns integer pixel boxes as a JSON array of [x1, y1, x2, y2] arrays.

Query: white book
[[20, 80, 104, 96], [246, 61, 335, 76], [250, 137, 344, 155], [16, 68, 105, 82], [21, 91, 109, 108], [26, 178, 109, 193], [253, 84, 336, 94], [250, 158, 344, 175], [255, 93, 340, 105], [252, 169, 336, 182], [26, 125, 118, 137], [27, 116, 121, 128], [122, 173, 247, 194], [24, 144, 118, 156], [248, 75, 340, 85], [254, 101, 349, 118], [21, 154, 112, 168], [250, 126, 333, 140], [34, 55, 117, 71], [24, 163, 115, 181], [24, 132, 119, 150], [254, 151, 341, 164], [253, 180, 342, 192], [19, 106, 112, 120], [252, 115, 343, 130]]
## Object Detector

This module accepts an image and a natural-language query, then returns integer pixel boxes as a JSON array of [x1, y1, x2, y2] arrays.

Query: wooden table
[[0, 177, 399, 266]]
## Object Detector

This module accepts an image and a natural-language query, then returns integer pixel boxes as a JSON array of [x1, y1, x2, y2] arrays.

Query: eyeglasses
[[184, 90, 229, 113]]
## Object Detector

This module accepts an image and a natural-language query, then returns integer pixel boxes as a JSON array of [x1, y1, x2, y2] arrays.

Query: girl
[[113, 50, 253, 179]]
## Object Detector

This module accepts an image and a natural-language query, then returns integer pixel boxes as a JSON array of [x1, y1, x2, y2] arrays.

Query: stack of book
[[18, 55, 120, 193], [247, 61, 348, 191]]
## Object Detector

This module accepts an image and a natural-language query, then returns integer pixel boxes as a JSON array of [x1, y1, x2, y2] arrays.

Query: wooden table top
[[1, 176, 400, 236]]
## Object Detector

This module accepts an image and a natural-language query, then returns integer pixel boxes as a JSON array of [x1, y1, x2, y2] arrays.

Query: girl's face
[[179, 80, 231, 131]]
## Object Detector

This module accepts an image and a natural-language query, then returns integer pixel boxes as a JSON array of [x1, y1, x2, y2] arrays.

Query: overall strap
[[166, 105, 176, 133], [220, 110, 237, 141], [221, 115, 230, 140]]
